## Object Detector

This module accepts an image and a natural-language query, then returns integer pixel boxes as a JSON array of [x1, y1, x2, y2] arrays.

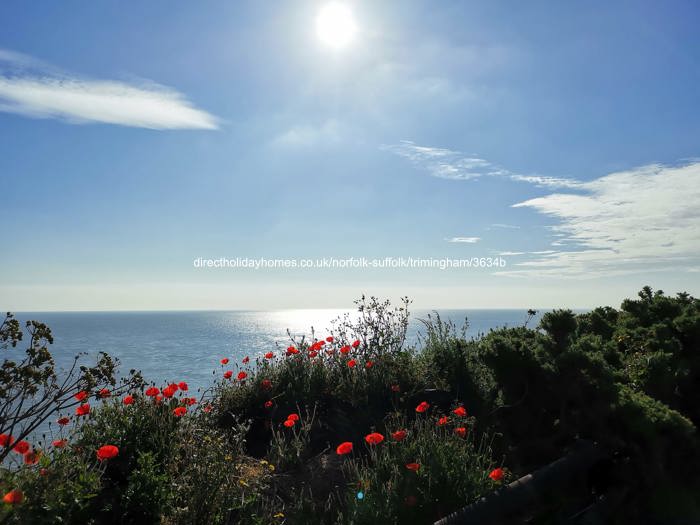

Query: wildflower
[[326, 336, 334, 343], [242, 356, 250, 364], [173, 406, 187, 417], [406, 463, 421, 472], [261, 379, 272, 390], [203, 404, 212, 413], [437, 416, 449, 426], [392, 429, 407, 441], [186, 397, 197, 406], [265, 351, 274, 359], [365, 360, 374, 369], [24, 450, 41, 465], [224, 370, 233, 379], [74, 390, 88, 402], [336, 441, 353, 455], [264, 400, 273, 409], [347, 359, 356, 368], [123, 395, 134, 405], [0, 434, 14, 447], [220, 358, 229, 365], [319, 340, 326, 346], [415, 401, 430, 413], [155, 395, 163, 404], [286, 346, 299, 356], [309, 350, 318, 358], [453, 406, 467, 417], [57, 416, 70, 426], [274, 513, 285, 519], [237, 371, 247, 380], [391, 384, 400, 393], [163, 384, 178, 398], [489, 468, 504, 482], [340, 345, 351, 355], [283, 419, 295, 428], [287, 413, 299, 422], [12, 441, 30, 454], [75, 403, 90, 416], [2, 489, 23, 505], [454, 427, 468, 438], [98, 388, 111, 399], [364, 432, 384, 445], [52, 439, 68, 448], [145, 387, 160, 397], [178, 382, 188, 391], [352, 339, 360, 348], [96, 445, 119, 462]]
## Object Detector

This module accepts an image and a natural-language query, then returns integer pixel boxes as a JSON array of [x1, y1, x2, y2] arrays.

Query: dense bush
[[2, 288, 700, 524]]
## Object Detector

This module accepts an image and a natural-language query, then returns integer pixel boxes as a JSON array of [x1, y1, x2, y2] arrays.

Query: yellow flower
[[238, 479, 249, 487], [268, 464, 275, 471], [274, 512, 285, 518]]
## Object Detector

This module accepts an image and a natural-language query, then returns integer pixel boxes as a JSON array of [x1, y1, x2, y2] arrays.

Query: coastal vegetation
[[1, 287, 699, 524]]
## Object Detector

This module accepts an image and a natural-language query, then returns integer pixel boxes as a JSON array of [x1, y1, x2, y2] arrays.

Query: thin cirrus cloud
[[0, 49, 218, 130], [505, 162, 700, 278], [445, 237, 480, 243], [382, 140, 582, 189]]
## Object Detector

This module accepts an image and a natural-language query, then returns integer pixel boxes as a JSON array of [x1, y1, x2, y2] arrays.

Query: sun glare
[[316, 3, 357, 49]]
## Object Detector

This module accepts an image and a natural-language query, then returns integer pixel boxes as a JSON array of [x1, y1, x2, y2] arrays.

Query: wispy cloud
[[504, 162, 700, 278], [383, 140, 581, 188], [0, 49, 218, 130], [490, 223, 521, 230], [271, 119, 342, 148], [445, 237, 480, 243]]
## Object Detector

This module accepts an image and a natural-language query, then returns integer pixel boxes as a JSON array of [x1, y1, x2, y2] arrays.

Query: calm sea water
[[13, 309, 541, 394]]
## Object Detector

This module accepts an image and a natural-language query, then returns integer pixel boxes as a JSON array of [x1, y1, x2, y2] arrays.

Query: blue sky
[[1, 0, 699, 310]]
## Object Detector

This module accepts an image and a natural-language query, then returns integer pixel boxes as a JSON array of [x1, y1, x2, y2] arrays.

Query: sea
[[12, 309, 543, 395]]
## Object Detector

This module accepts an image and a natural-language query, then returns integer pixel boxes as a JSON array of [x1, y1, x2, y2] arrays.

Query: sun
[[316, 3, 357, 49]]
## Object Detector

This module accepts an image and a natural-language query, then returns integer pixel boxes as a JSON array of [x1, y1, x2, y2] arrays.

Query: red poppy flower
[[74, 390, 88, 402], [365, 361, 374, 369], [309, 350, 318, 358], [123, 395, 134, 405], [163, 384, 178, 398], [437, 416, 449, 426], [178, 382, 188, 391], [283, 419, 295, 428], [489, 468, 504, 482], [0, 433, 14, 447], [173, 406, 187, 417], [336, 441, 353, 455], [364, 432, 384, 445], [203, 404, 212, 413], [12, 441, 30, 454], [340, 345, 351, 355], [264, 400, 273, 409], [2, 489, 23, 505], [53, 439, 68, 448], [186, 397, 197, 406], [261, 379, 272, 390], [392, 429, 407, 441], [220, 358, 229, 365], [453, 406, 467, 417], [287, 413, 300, 422], [96, 445, 119, 462], [145, 387, 160, 397], [57, 417, 70, 426], [237, 371, 247, 380], [319, 340, 326, 346], [223, 370, 233, 379], [155, 395, 163, 403], [391, 384, 400, 393], [347, 359, 356, 368], [352, 339, 360, 348], [405, 463, 421, 472], [454, 427, 468, 438], [24, 450, 41, 465], [242, 356, 250, 364], [415, 401, 430, 413], [265, 352, 274, 359], [75, 403, 90, 416], [286, 346, 299, 356], [326, 336, 334, 343]]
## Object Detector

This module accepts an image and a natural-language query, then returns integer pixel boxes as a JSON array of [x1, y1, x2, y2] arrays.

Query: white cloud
[[0, 49, 218, 130], [383, 140, 579, 188], [504, 162, 700, 278], [446, 237, 480, 243], [490, 223, 521, 229], [272, 119, 342, 148]]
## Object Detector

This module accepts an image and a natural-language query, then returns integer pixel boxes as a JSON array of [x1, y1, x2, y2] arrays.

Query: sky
[[1, 0, 699, 311]]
